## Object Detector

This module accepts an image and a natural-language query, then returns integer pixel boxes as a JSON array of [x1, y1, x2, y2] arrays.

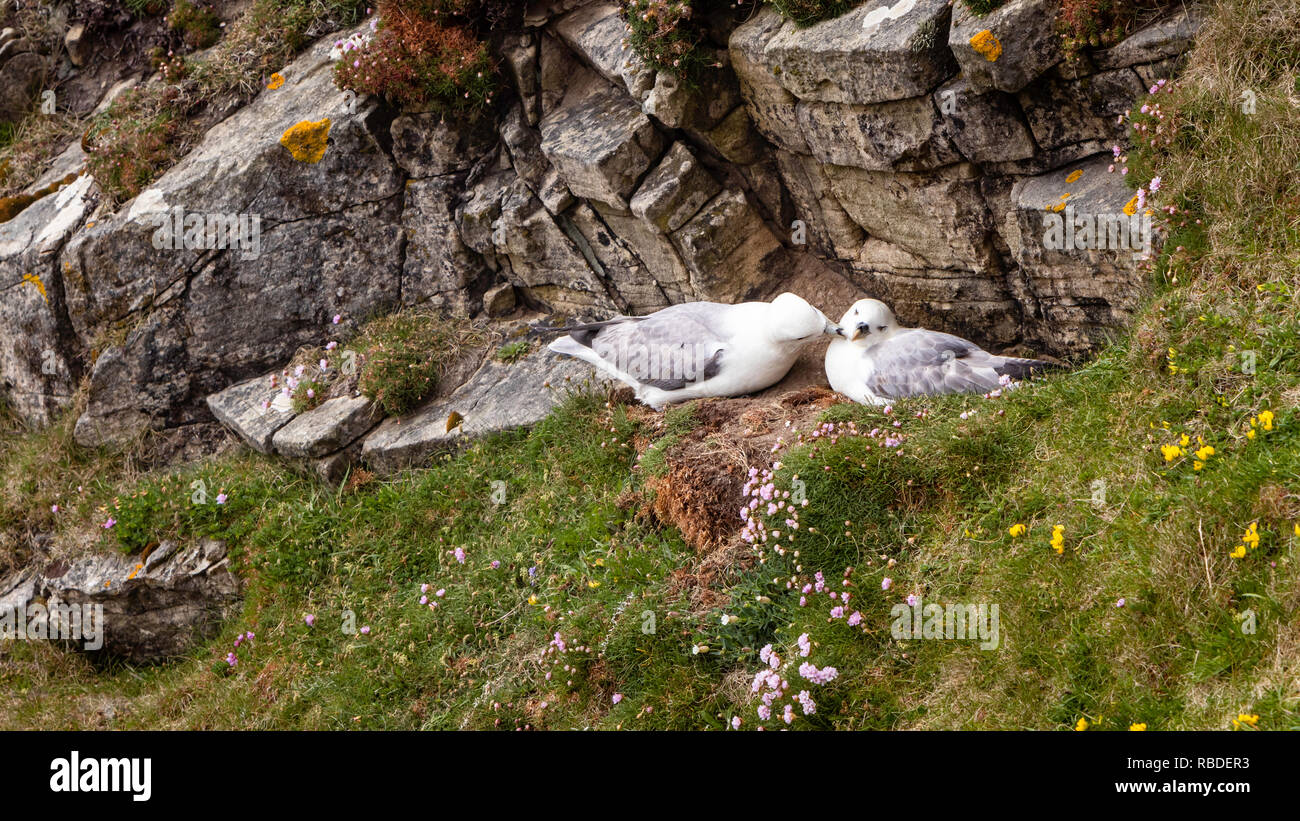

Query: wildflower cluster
[[1245, 409, 1274, 440], [332, 2, 497, 115], [745, 639, 836, 728], [1228, 521, 1259, 560], [224, 629, 255, 669]]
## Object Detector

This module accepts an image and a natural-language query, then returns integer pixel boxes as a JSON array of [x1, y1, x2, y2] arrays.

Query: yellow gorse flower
[[1051, 525, 1065, 555], [1009, 523, 1026, 538], [1242, 521, 1260, 549], [1075, 717, 1089, 731], [1232, 713, 1259, 729], [1129, 723, 1147, 731]]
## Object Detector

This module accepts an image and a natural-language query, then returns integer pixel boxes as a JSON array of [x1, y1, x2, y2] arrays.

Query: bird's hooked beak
[[848, 321, 871, 342]]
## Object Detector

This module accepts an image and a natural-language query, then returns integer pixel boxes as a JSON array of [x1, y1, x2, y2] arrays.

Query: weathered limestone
[[1092, 7, 1204, 71], [671, 189, 787, 303], [271, 395, 378, 459], [0, 173, 94, 424], [950, 0, 1063, 94], [933, 76, 1036, 164], [35, 538, 241, 663], [403, 175, 491, 314], [825, 163, 997, 271], [493, 180, 620, 313], [761, 0, 958, 105], [1003, 153, 1151, 350], [1017, 66, 1145, 152], [729, 6, 809, 153], [539, 84, 666, 210], [205, 372, 297, 454], [630, 142, 722, 233], [796, 96, 961, 171], [553, 2, 655, 102]]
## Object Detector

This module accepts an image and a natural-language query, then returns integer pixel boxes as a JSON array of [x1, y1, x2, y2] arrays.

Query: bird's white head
[[767, 292, 843, 345], [839, 298, 898, 343]]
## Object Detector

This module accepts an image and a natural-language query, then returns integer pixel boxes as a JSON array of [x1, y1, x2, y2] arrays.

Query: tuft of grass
[[353, 310, 485, 417], [494, 339, 530, 363], [617, 1, 755, 77]]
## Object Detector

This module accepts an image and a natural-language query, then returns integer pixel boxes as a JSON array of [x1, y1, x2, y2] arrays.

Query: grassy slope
[[2, 0, 1299, 730]]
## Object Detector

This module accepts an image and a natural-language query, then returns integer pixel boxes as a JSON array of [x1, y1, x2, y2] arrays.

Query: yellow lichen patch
[[1050, 201, 1066, 213], [279, 118, 332, 163], [969, 29, 1002, 62], [267, 72, 286, 90], [21, 273, 48, 304], [1122, 193, 1140, 216], [1065, 169, 1083, 183]]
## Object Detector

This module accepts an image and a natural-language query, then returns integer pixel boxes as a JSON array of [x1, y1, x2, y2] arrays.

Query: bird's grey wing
[[585, 303, 732, 391], [865, 330, 1001, 398]]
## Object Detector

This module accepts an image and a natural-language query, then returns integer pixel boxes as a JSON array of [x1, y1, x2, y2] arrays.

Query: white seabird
[[548, 292, 842, 410], [825, 298, 1052, 405]]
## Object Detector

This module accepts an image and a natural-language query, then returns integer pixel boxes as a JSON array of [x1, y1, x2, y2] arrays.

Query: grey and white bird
[[548, 293, 842, 410], [825, 298, 1052, 405]]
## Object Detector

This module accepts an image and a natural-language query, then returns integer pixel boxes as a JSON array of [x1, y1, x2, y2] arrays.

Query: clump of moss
[[167, 0, 224, 49], [0, 172, 81, 224], [961, 0, 1006, 15], [769, 0, 853, 27]]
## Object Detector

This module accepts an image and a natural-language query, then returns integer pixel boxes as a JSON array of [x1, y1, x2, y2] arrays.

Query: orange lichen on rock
[[279, 118, 331, 163], [267, 72, 286, 90], [21, 272, 48, 304], [969, 29, 1002, 62]]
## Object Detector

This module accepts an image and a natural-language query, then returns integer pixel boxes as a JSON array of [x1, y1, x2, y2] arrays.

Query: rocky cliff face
[[0, 0, 1200, 445]]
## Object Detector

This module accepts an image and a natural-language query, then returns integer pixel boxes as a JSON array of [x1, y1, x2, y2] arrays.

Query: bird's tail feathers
[[993, 357, 1060, 381], [528, 316, 642, 347]]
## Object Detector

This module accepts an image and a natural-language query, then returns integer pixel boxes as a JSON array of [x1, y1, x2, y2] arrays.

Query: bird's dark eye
[[877, 325, 886, 331]]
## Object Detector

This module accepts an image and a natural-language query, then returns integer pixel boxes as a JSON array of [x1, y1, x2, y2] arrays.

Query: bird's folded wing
[[865, 329, 997, 397], [588, 303, 729, 351], [587, 303, 732, 389]]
